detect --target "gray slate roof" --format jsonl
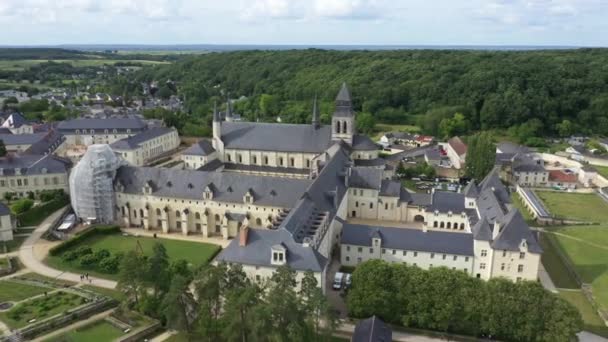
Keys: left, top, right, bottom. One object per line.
{"left": 426, "top": 191, "right": 465, "bottom": 213}
{"left": 410, "top": 193, "right": 432, "bottom": 206}
{"left": 379, "top": 179, "right": 401, "bottom": 197}
{"left": 115, "top": 166, "right": 311, "bottom": 208}
{"left": 350, "top": 167, "right": 382, "bottom": 190}
{"left": 183, "top": 139, "right": 215, "bottom": 156}
{"left": 353, "top": 316, "right": 392, "bottom": 342}
{"left": 492, "top": 209, "right": 542, "bottom": 253}
{"left": 351, "top": 134, "right": 378, "bottom": 151}
{"left": 0, "top": 133, "right": 48, "bottom": 146}
{"left": 354, "top": 158, "right": 386, "bottom": 167}
{"left": 215, "top": 229, "right": 327, "bottom": 272}
{"left": 110, "top": 127, "right": 175, "bottom": 151}
{"left": 58, "top": 116, "right": 146, "bottom": 132}
{"left": 479, "top": 168, "right": 511, "bottom": 204}
{"left": 0, "top": 154, "right": 70, "bottom": 176}
{"left": 472, "top": 217, "right": 493, "bottom": 241}
{"left": 463, "top": 180, "right": 479, "bottom": 198}
{"left": 221, "top": 122, "right": 332, "bottom": 153}
{"left": 341, "top": 223, "right": 474, "bottom": 256}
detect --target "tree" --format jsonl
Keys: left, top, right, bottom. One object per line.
{"left": 221, "top": 265, "right": 260, "bottom": 342}
{"left": 163, "top": 275, "right": 196, "bottom": 334}
{"left": 556, "top": 119, "right": 574, "bottom": 137}
{"left": 439, "top": 113, "right": 469, "bottom": 139}
{"left": 10, "top": 198, "right": 33, "bottom": 214}
{"left": 117, "top": 250, "right": 146, "bottom": 305}
{"left": 147, "top": 243, "right": 171, "bottom": 295}
{"left": 194, "top": 264, "right": 225, "bottom": 341}
{"left": 259, "top": 94, "right": 280, "bottom": 117}
{"left": 0, "top": 140, "right": 6, "bottom": 157}
{"left": 465, "top": 132, "right": 495, "bottom": 180}
{"left": 356, "top": 112, "right": 376, "bottom": 134}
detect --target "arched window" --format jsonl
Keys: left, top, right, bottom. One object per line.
{"left": 306, "top": 159, "right": 311, "bottom": 168}
{"left": 215, "top": 214, "right": 220, "bottom": 221}
{"left": 279, "top": 157, "right": 283, "bottom": 166}
{"left": 335, "top": 122, "right": 340, "bottom": 134}
{"left": 447, "top": 222, "right": 451, "bottom": 229}
{"left": 433, "top": 221, "right": 438, "bottom": 228}
{"left": 237, "top": 154, "right": 242, "bottom": 163}
{"left": 342, "top": 121, "right": 348, "bottom": 133}
{"left": 195, "top": 212, "right": 201, "bottom": 219}
{"left": 440, "top": 222, "right": 445, "bottom": 228}
{"left": 263, "top": 156, "right": 268, "bottom": 165}
{"left": 460, "top": 223, "right": 465, "bottom": 230}
{"left": 290, "top": 158, "right": 295, "bottom": 167}
{"left": 156, "top": 208, "right": 161, "bottom": 216}
{"left": 256, "top": 218, "right": 262, "bottom": 226}
{"left": 139, "top": 209, "right": 144, "bottom": 218}
{"left": 253, "top": 156, "right": 257, "bottom": 164}
{"left": 226, "top": 154, "right": 231, "bottom": 162}
{"left": 176, "top": 210, "right": 181, "bottom": 218}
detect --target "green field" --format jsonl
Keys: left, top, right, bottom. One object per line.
{"left": 594, "top": 165, "right": 608, "bottom": 179}
{"left": 0, "top": 59, "right": 169, "bottom": 71}
{"left": 45, "top": 319, "right": 125, "bottom": 342}
{"left": 536, "top": 191, "right": 608, "bottom": 222}
{"left": 549, "top": 226, "right": 608, "bottom": 311}
{"left": 0, "top": 291, "right": 85, "bottom": 329}
{"left": 80, "top": 285, "right": 126, "bottom": 301}
{"left": 0, "top": 280, "right": 49, "bottom": 302}
{"left": 510, "top": 193, "right": 535, "bottom": 224}
{"left": 559, "top": 290, "right": 608, "bottom": 338}
{"left": 46, "top": 234, "right": 221, "bottom": 280}
{"left": 539, "top": 233, "right": 579, "bottom": 289}
{"left": 17, "top": 272, "right": 77, "bottom": 287}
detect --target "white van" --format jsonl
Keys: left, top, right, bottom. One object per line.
{"left": 333, "top": 272, "right": 344, "bottom": 290}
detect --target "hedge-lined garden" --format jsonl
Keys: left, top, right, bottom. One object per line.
{"left": 17, "top": 190, "right": 70, "bottom": 227}
{"left": 347, "top": 260, "right": 583, "bottom": 342}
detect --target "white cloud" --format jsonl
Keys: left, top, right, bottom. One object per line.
{"left": 241, "top": 0, "right": 302, "bottom": 21}
{"left": 312, "top": 0, "right": 381, "bottom": 19}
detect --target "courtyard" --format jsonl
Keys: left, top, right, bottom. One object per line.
{"left": 44, "top": 319, "right": 126, "bottom": 342}
{"left": 0, "top": 291, "right": 86, "bottom": 329}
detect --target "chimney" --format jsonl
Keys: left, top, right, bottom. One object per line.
{"left": 239, "top": 225, "right": 249, "bottom": 247}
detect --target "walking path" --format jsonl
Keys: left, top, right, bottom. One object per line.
{"left": 0, "top": 319, "right": 9, "bottom": 338}
{"left": 18, "top": 208, "right": 118, "bottom": 289}
{"left": 149, "top": 329, "right": 178, "bottom": 342}
{"left": 538, "top": 263, "right": 558, "bottom": 293}
{"left": 30, "top": 308, "right": 115, "bottom": 342}
{"left": 122, "top": 227, "right": 230, "bottom": 248}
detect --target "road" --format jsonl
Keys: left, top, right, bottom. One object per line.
{"left": 18, "top": 208, "right": 118, "bottom": 289}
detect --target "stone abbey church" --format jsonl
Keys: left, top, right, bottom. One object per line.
{"left": 79, "top": 83, "right": 542, "bottom": 291}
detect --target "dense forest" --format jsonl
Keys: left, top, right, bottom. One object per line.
{"left": 0, "top": 48, "right": 179, "bottom": 62}
{"left": 110, "top": 48, "right": 608, "bottom": 141}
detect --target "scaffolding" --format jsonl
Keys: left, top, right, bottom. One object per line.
{"left": 69, "top": 144, "right": 123, "bottom": 224}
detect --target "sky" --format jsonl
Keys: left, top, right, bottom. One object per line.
{"left": 0, "top": 0, "right": 607, "bottom": 46}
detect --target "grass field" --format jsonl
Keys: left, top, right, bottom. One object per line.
{"left": 510, "top": 193, "right": 535, "bottom": 224}
{"left": 0, "top": 59, "right": 169, "bottom": 71}
{"left": 81, "top": 285, "right": 126, "bottom": 301}
{"left": 550, "top": 226, "right": 608, "bottom": 310}
{"left": 0, "top": 280, "right": 49, "bottom": 302}
{"left": 46, "top": 233, "right": 221, "bottom": 280}
{"left": 1, "top": 235, "right": 28, "bottom": 254}
{"left": 0, "top": 291, "right": 85, "bottom": 329}
{"left": 558, "top": 290, "right": 608, "bottom": 338}
{"left": 538, "top": 232, "right": 579, "bottom": 289}
{"left": 45, "top": 319, "right": 125, "bottom": 342}
{"left": 17, "top": 272, "right": 77, "bottom": 287}
{"left": 535, "top": 191, "right": 608, "bottom": 222}
{"left": 594, "top": 165, "right": 608, "bottom": 179}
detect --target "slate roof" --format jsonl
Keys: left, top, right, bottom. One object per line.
{"left": 110, "top": 127, "right": 175, "bottom": 150}
{"left": 379, "top": 179, "right": 401, "bottom": 197}
{"left": 197, "top": 159, "right": 224, "bottom": 171}
{"left": 478, "top": 168, "right": 511, "bottom": 204}
{"left": 426, "top": 191, "right": 465, "bottom": 213}
{"left": 115, "top": 166, "right": 311, "bottom": 208}
{"left": 58, "top": 116, "right": 146, "bottom": 132}
{"left": 25, "top": 130, "right": 64, "bottom": 155}
{"left": 352, "top": 316, "right": 392, "bottom": 342}
{"left": 476, "top": 188, "right": 507, "bottom": 223}
{"left": 351, "top": 134, "right": 378, "bottom": 151}
{"left": 341, "top": 223, "right": 475, "bottom": 256}
{"left": 0, "top": 202, "right": 11, "bottom": 216}
{"left": 1, "top": 112, "right": 29, "bottom": 128}
{"left": 354, "top": 158, "right": 386, "bottom": 167}
{"left": 472, "top": 217, "right": 492, "bottom": 241}
{"left": 0, "top": 154, "right": 70, "bottom": 175}
{"left": 0, "top": 133, "right": 48, "bottom": 146}
{"left": 215, "top": 229, "right": 327, "bottom": 272}
{"left": 463, "top": 180, "right": 479, "bottom": 198}
{"left": 350, "top": 167, "right": 382, "bottom": 190}
{"left": 410, "top": 193, "right": 432, "bottom": 206}
{"left": 221, "top": 121, "right": 333, "bottom": 153}
{"left": 492, "top": 209, "right": 542, "bottom": 253}
{"left": 334, "top": 83, "right": 354, "bottom": 118}
{"left": 183, "top": 139, "right": 215, "bottom": 156}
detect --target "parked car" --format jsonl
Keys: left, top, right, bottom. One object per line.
{"left": 333, "top": 272, "right": 344, "bottom": 290}
{"left": 344, "top": 273, "right": 352, "bottom": 289}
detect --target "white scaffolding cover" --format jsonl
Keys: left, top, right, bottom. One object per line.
{"left": 69, "top": 144, "right": 123, "bottom": 223}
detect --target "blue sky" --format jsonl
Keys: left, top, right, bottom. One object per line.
{"left": 0, "top": 0, "right": 606, "bottom": 46}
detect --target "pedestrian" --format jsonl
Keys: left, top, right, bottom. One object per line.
{"left": 89, "top": 278, "right": 92, "bottom": 284}
{"left": 85, "top": 273, "right": 89, "bottom": 279}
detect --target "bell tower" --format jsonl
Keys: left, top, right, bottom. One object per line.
{"left": 331, "top": 82, "right": 355, "bottom": 144}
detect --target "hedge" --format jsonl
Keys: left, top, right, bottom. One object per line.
{"left": 18, "top": 196, "right": 70, "bottom": 227}
{"left": 49, "top": 225, "right": 121, "bottom": 257}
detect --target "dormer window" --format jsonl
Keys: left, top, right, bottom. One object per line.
{"left": 204, "top": 185, "right": 214, "bottom": 200}
{"left": 166, "top": 181, "right": 173, "bottom": 187}
{"left": 271, "top": 244, "right": 287, "bottom": 266}
{"left": 244, "top": 189, "right": 254, "bottom": 204}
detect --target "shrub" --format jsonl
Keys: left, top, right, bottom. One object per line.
{"left": 75, "top": 246, "right": 93, "bottom": 257}
{"left": 61, "top": 250, "right": 79, "bottom": 262}
{"left": 11, "top": 198, "right": 34, "bottom": 214}
{"left": 39, "top": 189, "right": 66, "bottom": 202}
{"left": 79, "top": 254, "right": 98, "bottom": 267}
{"left": 94, "top": 249, "right": 111, "bottom": 260}
{"left": 99, "top": 255, "right": 121, "bottom": 274}
{"left": 17, "top": 195, "right": 70, "bottom": 227}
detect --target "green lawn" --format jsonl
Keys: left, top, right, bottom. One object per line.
{"left": 0, "top": 280, "right": 49, "bottom": 302}
{"left": 594, "top": 165, "right": 608, "bottom": 179}
{"left": 538, "top": 233, "right": 579, "bottom": 289}
{"left": 45, "top": 319, "right": 125, "bottom": 342}
{"left": 0, "top": 257, "right": 8, "bottom": 268}
{"left": 535, "top": 191, "right": 608, "bottom": 222}
{"left": 46, "top": 233, "right": 221, "bottom": 280}
{"left": 80, "top": 285, "right": 126, "bottom": 301}
{"left": 0, "top": 59, "right": 169, "bottom": 71}
{"left": 1, "top": 235, "right": 28, "bottom": 254}
{"left": 17, "top": 272, "right": 77, "bottom": 287}
{"left": 0, "top": 291, "right": 86, "bottom": 329}
{"left": 559, "top": 290, "right": 608, "bottom": 338}
{"left": 550, "top": 226, "right": 608, "bottom": 311}
{"left": 510, "top": 193, "right": 535, "bottom": 224}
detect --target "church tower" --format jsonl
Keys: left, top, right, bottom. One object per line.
{"left": 331, "top": 82, "right": 355, "bottom": 144}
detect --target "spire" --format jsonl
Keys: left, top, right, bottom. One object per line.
{"left": 213, "top": 101, "right": 220, "bottom": 122}
{"left": 312, "top": 95, "right": 320, "bottom": 129}
{"left": 335, "top": 82, "right": 352, "bottom": 106}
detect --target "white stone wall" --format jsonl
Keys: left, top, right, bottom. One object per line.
{"left": 514, "top": 171, "right": 548, "bottom": 187}
{"left": 238, "top": 264, "right": 326, "bottom": 294}
{"left": 63, "top": 132, "right": 134, "bottom": 147}
{"left": 114, "top": 130, "right": 180, "bottom": 166}
{"left": 341, "top": 243, "right": 474, "bottom": 273}
{"left": 182, "top": 152, "right": 217, "bottom": 170}
{"left": 489, "top": 247, "right": 540, "bottom": 282}
{"left": 223, "top": 149, "right": 317, "bottom": 170}
{"left": 0, "top": 214, "right": 13, "bottom": 242}
{"left": 0, "top": 173, "right": 69, "bottom": 198}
